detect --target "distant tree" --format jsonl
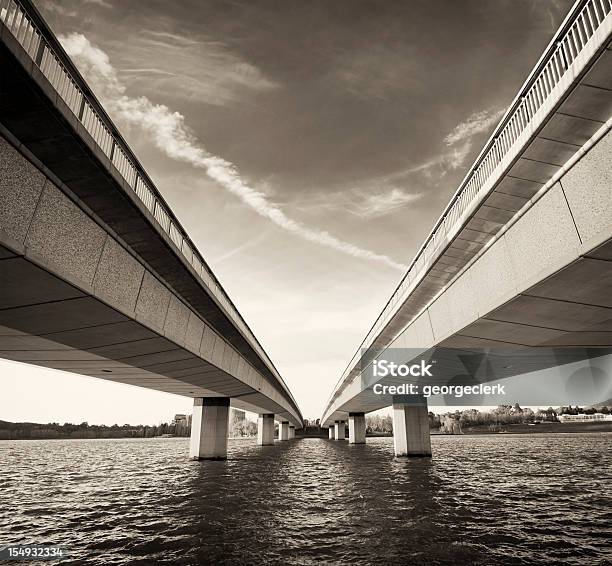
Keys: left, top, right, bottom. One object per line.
{"left": 245, "top": 420, "right": 257, "bottom": 437}
{"left": 229, "top": 413, "right": 257, "bottom": 438}
{"left": 440, "top": 415, "right": 462, "bottom": 434}
{"left": 428, "top": 412, "right": 441, "bottom": 430}
{"left": 365, "top": 414, "right": 393, "bottom": 434}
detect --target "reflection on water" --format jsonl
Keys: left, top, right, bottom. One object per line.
{"left": 1, "top": 434, "right": 611, "bottom": 565}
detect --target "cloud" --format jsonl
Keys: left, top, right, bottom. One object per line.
{"left": 443, "top": 108, "right": 504, "bottom": 146}
{"left": 291, "top": 105, "right": 502, "bottom": 220}
{"left": 288, "top": 175, "right": 423, "bottom": 220}
{"left": 82, "top": 0, "right": 112, "bottom": 8}
{"left": 330, "top": 187, "right": 422, "bottom": 219}
{"left": 37, "top": 0, "right": 77, "bottom": 18}
{"left": 354, "top": 188, "right": 422, "bottom": 218}
{"left": 118, "top": 30, "right": 278, "bottom": 106}
{"left": 59, "top": 33, "right": 407, "bottom": 271}
{"left": 402, "top": 107, "right": 504, "bottom": 177}
{"left": 212, "top": 233, "right": 268, "bottom": 265}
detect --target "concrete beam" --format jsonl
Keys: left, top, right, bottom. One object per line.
{"left": 322, "top": 123, "right": 612, "bottom": 425}
{"left": 0, "top": 132, "right": 302, "bottom": 428}
{"left": 0, "top": 31, "right": 303, "bottom": 427}
{"left": 321, "top": 29, "right": 612, "bottom": 428}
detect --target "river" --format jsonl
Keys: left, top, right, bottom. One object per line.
{"left": 1, "top": 433, "right": 611, "bottom": 565}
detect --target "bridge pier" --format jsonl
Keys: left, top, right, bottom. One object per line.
{"left": 328, "top": 426, "right": 335, "bottom": 439}
{"left": 334, "top": 420, "right": 346, "bottom": 440}
{"left": 392, "top": 396, "right": 431, "bottom": 457}
{"left": 348, "top": 412, "right": 366, "bottom": 444}
{"left": 279, "top": 421, "right": 290, "bottom": 441}
{"left": 189, "top": 397, "right": 230, "bottom": 460}
{"left": 289, "top": 425, "right": 295, "bottom": 439}
{"left": 257, "top": 413, "right": 275, "bottom": 446}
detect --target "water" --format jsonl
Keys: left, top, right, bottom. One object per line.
{"left": 1, "top": 434, "right": 611, "bottom": 565}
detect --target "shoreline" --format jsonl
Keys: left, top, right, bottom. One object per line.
{"left": 3, "top": 422, "right": 612, "bottom": 441}
{"left": 3, "top": 429, "right": 612, "bottom": 441}
{"left": 433, "top": 422, "right": 612, "bottom": 435}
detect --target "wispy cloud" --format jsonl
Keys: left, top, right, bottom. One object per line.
{"left": 293, "top": 106, "right": 502, "bottom": 220}
{"left": 291, "top": 182, "right": 423, "bottom": 219}
{"left": 288, "top": 177, "right": 422, "bottom": 219}
{"left": 38, "top": 0, "right": 111, "bottom": 17}
{"left": 117, "top": 30, "right": 278, "bottom": 106}
{"left": 60, "top": 33, "right": 407, "bottom": 271}
{"left": 38, "top": 0, "right": 77, "bottom": 18}
{"left": 443, "top": 108, "right": 504, "bottom": 146}
{"left": 403, "top": 107, "right": 504, "bottom": 178}
{"left": 212, "top": 232, "right": 268, "bottom": 265}
{"left": 82, "top": 0, "right": 112, "bottom": 8}
{"left": 349, "top": 188, "right": 422, "bottom": 218}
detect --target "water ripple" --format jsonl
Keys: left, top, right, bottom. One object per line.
{"left": 1, "top": 434, "right": 611, "bottom": 565}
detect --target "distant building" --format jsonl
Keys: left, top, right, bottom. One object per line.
{"left": 172, "top": 414, "right": 191, "bottom": 436}
{"left": 559, "top": 413, "right": 612, "bottom": 423}
{"left": 173, "top": 414, "right": 189, "bottom": 427}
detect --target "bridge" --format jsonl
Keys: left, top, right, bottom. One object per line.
{"left": 0, "top": 0, "right": 302, "bottom": 459}
{"left": 321, "top": 0, "right": 612, "bottom": 456}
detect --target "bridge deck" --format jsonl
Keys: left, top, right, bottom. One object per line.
{"left": 322, "top": 0, "right": 612, "bottom": 425}
{"left": 0, "top": 0, "right": 302, "bottom": 426}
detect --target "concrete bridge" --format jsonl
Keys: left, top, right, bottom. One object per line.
{"left": 321, "top": 0, "right": 612, "bottom": 456}
{"left": 0, "top": 0, "right": 302, "bottom": 459}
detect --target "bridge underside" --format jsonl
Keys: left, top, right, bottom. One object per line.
{"left": 0, "top": 111, "right": 300, "bottom": 426}
{"left": 324, "top": 223, "right": 612, "bottom": 422}
{"left": 336, "top": 348, "right": 612, "bottom": 418}
{"left": 0, "top": 239, "right": 297, "bottom": 421}
{"left": 322, "top": 22, "right": 612, "bottom": 426}
{"left": 350, "top": 43, "right": 612, "bottom": 379}
{"left": 325, "top": 236, "right": 612, "bottom": 421}
{"left": 323, "top": 125, "right": 612, "bottom": 424}
{"left": 0, "top": 17, "right": 302, "bottom": 427}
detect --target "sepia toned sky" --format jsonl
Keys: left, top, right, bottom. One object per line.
{"left": 0, "top": 0, "right": 573, "bottom": 424}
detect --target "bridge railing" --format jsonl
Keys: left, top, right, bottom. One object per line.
{"left": 324, "top": 0, "right": 612, "bottom": 413}
{"left": 0, "top": 0, "right": 298, "bottom": 407}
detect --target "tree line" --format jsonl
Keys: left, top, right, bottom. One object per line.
{"left": 365, "top": 404, "right": 611, "bottom": 435}
{"left": 0, "top": 411, "right": 261, "bottom": 440}
{"left": 0, "top": 420, "right": 183, "bottom": 440}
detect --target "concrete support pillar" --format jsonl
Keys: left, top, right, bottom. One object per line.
{"left": 279, "top": 421, "right": 289, "bottom": 441}
{"left": 328, "top": 426, "right": 335, "bottom": 439}
{"left": 289, "top": 425, "right": 295, "bottom": 439}
{"left": 334, "top": 420, "right": 346, "bottom": 440}
{"left": 257, "top": 413, "right": 275, "bottom": 446}
{"left": 348, "top": 412, "right": 366, "bottom": 444}
{"left": 392, "top": 395, "right": 432, "bottom": 457}
{"left": 189, "top": 397, "right": 230, "bottom": 460}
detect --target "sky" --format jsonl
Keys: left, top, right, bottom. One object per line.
{"left": 0, "top": 0, "right": 574, "bottom": 425}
